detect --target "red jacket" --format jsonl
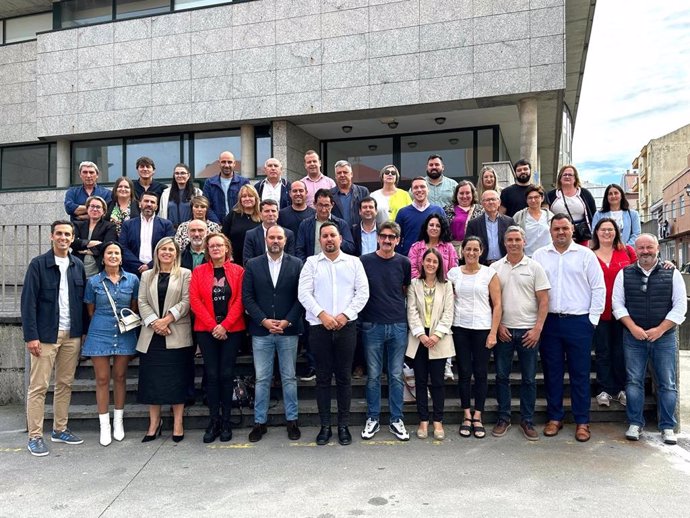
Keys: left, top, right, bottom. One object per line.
{"left": 190, "top": 260, "right": 246, "bottom": 333}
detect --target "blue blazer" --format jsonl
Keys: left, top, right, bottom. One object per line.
{"left": 330, "top": 184, "right": 370, "bottom": 226}
{"left": 242, "top": 253, "right": 304, "bottom": 336}
{"left": 242, "top": 225, "right": 295, "bottom": 266}
{"left": 295, "top": 215, "right": 355, "bottom": 262}
{"left": 119, "top": 216, "right": 175, "bottom": 274}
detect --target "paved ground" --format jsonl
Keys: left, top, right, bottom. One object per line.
{"left": 2, "top": 353, "right": 690, "bottom": 518}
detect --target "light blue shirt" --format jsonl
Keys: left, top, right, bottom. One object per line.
{"left": 360, "top": 225, "right": 377, "bottom": 255}
{"left": 485, "top": 215, "right": 500, "bottom": 261}
{"left": 220, "top": 177, "right": 231, "bottom": 214}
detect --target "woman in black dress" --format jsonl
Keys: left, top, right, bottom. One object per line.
{"left": 137, "top": 237, "right": 193, "bottom": 443}
{"left": 221, "top": 184, "right": 261, "bottom": 265}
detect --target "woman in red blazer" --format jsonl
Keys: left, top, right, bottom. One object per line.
{"left": 189, "top": 232, "right": 245, "bottom": 444}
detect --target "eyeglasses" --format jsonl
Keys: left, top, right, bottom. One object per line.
{"left": 208, "top": 243, "right": 226, "bottom": 249}
{"left": 383, "top": 170, "right": 397, "bottom": 176}
{"left": 174, "top": 172, "right": 189, "bottom": 176}
{"left": 379, "top": 234, "right": 398, "bottom": 241}
{"left": 561, "top": 174, "right": 574, "bottom": 178}
{"left": 640, "top": 276, "right": 648, "bottom": 293}
{"left": 87, "top": 205, "right": 103, "bottom": 210}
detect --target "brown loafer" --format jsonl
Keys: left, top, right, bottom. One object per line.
{"left": 575, "top": 424, "right": 591, "bottom": 442}
{"left": 543, "top": 420, "right": 563, "bottom": 437}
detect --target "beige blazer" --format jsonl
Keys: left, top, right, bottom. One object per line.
{"left": 136, "top": 268, "right": 193, "bottom": 353}
{"left": 406, "top": 278, "right": 455, "bottom": 360}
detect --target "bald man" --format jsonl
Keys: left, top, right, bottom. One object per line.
{"left": 202, "top": 150, "right": 249, "bottom": 224}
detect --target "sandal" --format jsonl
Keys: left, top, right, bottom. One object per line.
{"left": 472, "top": 419, "right": 486, "bottom": 439}
{"left": 459, "top": 418, "right": 472, "bottom": 437}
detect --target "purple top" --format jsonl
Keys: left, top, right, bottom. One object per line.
{"left": 450, "top": 206, "right": 470, "bottom": 241}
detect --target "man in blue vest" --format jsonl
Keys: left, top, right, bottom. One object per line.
{"left": 612, "top": 233, "right": 686, "bottom": 444}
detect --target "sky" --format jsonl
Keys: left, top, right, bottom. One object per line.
{"left": 572, "top": 2, "right": 690, "bottom": 186}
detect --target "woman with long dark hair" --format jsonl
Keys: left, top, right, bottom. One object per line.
{"left": 407, "top": 213, "right": 459, "bottom": 278}
{"left": 591, "top": 184, "right": 641, "bottom": 246}
{"left": 406, "top": 248, "right": 455, "bottom": 440}
{"left": 106, "top": 177, "right": 140, "bottom": 236}
{"left": 159, "top": 163, "right": 203, "bottom": 228}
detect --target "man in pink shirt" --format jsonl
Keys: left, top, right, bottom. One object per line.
{"left": 302, "top": 150, "right": 335, "bottom": 208}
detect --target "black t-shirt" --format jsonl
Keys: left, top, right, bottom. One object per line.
{"left": 212, "top": 267, "right": 231, "bottom": 323}
{"left": 501, "top": 184, "right": 531, "bottom": 217}
{"left": 359, "top": 253, "right": 411, "bottom": 323}
{"left": 278, "top": 206, "right": 316, "bottom": 236}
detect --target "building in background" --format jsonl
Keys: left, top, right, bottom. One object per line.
{"left": 0, "top": 0, "right": 596, "bottom": 228}
{"left": 659, "top": 155, "right": 690, "bottom": 264}
{"left": 632, "top": 123, "right": 690, "bottom": 223}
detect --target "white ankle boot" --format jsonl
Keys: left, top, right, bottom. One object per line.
{"left": 113, "top": 408, "right": 125, "bottom": 441}
{"left": 99, "top": 413, "right": 112, "bottom": 446}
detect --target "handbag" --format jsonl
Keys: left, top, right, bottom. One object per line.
{"left": 561, "top": 192, "right": 592, "bottom": 242}
{"left": 102, "top": 280, "right": 142, "bottom": 333}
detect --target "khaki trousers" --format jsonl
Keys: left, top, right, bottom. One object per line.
{"left": 26, "top": 331, "right": 81, "bottom": 438}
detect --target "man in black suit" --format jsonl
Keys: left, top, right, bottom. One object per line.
{"left": 243, "top": 199, "right": 295, "bottom": 265}
{"left": 242, "top": 225, "right": 304, "bottom": 442}
{"left": 352, "top": 196, "right": 379, "bottom": 257}
{"left": 465, "top": 190, "right": 516, "bottom": 265}
{"left": 119, "top": 192, "right": 175, "bottom": 275}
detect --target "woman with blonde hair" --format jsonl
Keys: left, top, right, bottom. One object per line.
{"left": 221, "top": 184, "right": 261, "bottom": 264}
{"left": 137, "top": 237, "right": 193, "bottom": 443}
{"left": 477, "top": 166, "right": 501, "bottom": 197}
{"left": 370, "top": 165, "right": 412, "bottom": 224}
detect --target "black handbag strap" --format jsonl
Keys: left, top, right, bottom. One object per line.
{"left": 560, "top": 190, "right": 590, "bottom": 225}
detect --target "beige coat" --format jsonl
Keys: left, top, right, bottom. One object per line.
{"left": 406, "top": 278, "right": 455, "bottom": 360}
{"left": 136, "top": 268, "right": 193, "bottom": 353}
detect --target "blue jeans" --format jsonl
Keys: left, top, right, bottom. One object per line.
{"left": 540, "top": 314, "right": 594, "bottom": 424}
{"left": 623, "top": 330, "right": 677, "bottom": 430}
{"left": 361, "top": 322, "right": 407, "bottom": 422}
{"left": 252, "top": 334, "right": 299, "bottom": 424}
{"left": 494, "top": 328, "right": 538, "bottom": 423}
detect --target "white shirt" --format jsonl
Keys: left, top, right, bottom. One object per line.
{"left": 612, "top": 261, "right": 687, "bottom": 325}
{"left": 139, "top": 216, "right": 155, "bottom": 264}
{"left": 54, "top": 255, "right": 71, "bottom": 331}
{"left": 298, "top": 251, "right": 370, "bottom": 326}
{"left": 261, "top": 180, "right": 282, "bottom": 204}
{"left": 524, "top": 211, "right": 551, "bottom": 257}
{"left": 532, "top": 241, "right": 606, "bottom": 325}
{"left": 447, "top": 265, "right": 496, "bottom": 329}
{"left": 492, "top": 255, "right": 551, "bottom": 328}
{"left": 267, "top": 253, "right": 283, "bottom": 288}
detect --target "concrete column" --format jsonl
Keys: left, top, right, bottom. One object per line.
{"left": 55, "top": 139, "right": 71, "bottom": 188}
{"left": 240, "top": 125, "right": 255, "bottom": 179}
{"left": 518, "top": 97, "right": 538, "bottom": 175}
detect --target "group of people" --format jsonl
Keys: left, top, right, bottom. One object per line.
{"left": 21, "top": 150, "right": 685, "bottom": 457}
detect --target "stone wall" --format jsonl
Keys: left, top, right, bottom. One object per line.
{"left": 0, "top": 325, "right": 25, "bottom": 405}
{"left": 0, "top": 40, "right": 37, "bottom": 145}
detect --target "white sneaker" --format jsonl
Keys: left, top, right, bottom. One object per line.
{"left": 595, "top": 391, "right": 612, "bottom": 407}
{"left": 625, "top": 424, "right": 641, "bottom": 441}
{"left": 617, "top": 390, "right": 627, "bottom": 406}
{"left": 389, "top": 419, "right": 410, "bottom": 441}
{"left": 361, "top": 418, "right": 380, "bottom": 440}
{"left": 661, "top": 429, "right": 677, "bottom": 445}
{"left": 444, "top": 362, "right": 455, "bottom": 381}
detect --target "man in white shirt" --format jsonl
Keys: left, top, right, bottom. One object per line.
{"left": 298, "top": 222, "right": 369, "bottom": 446}
{"left": 254, "top": 158, "right": 291, "bottom": 209}
{"left": 612, "top": 233, "right": 687, "bottom": 444}
{"left": 491, "top": 226, "right": 550, "bottom": 441}
{"left": 532, "top": 214, "right": 605, "bottom": 442}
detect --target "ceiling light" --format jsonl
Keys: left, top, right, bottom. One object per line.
{"left": 368, "top": 145, "right": 378, "bottom": 151}
{"left": 435, "top": 117, "right": 446, "bottom": 125}
{"left": 342, "top": 125, "right": 352, "bottom": 133}
{"left": 408, "top": 141, "right": 417, "bottom": 148}
{"left": 387, "top": 121, "right": 398, "bottom": 129}
{"left": 449, "top": 138, "right": 459, "bottom": 145}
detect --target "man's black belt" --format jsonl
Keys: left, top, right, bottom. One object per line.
{"left": 548, "top": 312, "right": 587, "bottom": 318}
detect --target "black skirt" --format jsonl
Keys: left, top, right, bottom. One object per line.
{"left": 137, "top": 333, "right": 194, "bottom": 405}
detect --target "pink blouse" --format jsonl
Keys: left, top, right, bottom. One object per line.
{"left": 408, "top": 241, "right": 459, "bottom": 278}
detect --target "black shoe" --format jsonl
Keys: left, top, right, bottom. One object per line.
{"left": 299, "top": 368, "right": 316, "bottom": 382}
{"left": 316, "top": 426, "right": 332, "bottom": 445}
{"left": 202, "top": 418, "right": 221, "bottom": 444}
{"left": 248, "top": 423, "right": 267, "bottom": 442}
{"left": 172, "top": 434, "right": 184, "bottom": 443}
{"left": 287, "top": 420, "right": 301, "bottom": 441}
{"left": 142, "top": 420, "right": 162, "bottom": 443}
{"left": 220, "top": 420, "right": 233, "bottom": 442}
{"left": 338, "top": 426, "right": 352, "bottom": 445}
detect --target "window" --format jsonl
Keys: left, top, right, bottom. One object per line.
{"left": 116, "top": 0, "right": 170, "bottom": 20}
{"left": 72, "top": 139, "right": 123, "bottom": 183}
{"left": 1, "top": 144, "right": 57, "bottom": 189}
{"left": 174, "top": 0, "right": 232, "bottom": 9}
{"left": 126, "top": 135, "right": 186, "bottom": 181}
{"left": 255, "top": 127, "right": 272, "bottom": 177}
{"left": 681, "top": 195, "right": 685, "bottom": 216}
{"left": 60, "top": 0, "right": 113, "bottom": 28}
{"left": 671, "top": 200, "right": 676, "bottom": 219}
{"left": 401, "top": 132, "right": 474, "bottom": 183}
{"left": 4, "top": 12, "right": 52, "bottom": 44}
{"left": 193, "top": 130, "right": 241, "bottom": 179}
{"left": 326, "top": 139, "right": 394, "bottom": 188}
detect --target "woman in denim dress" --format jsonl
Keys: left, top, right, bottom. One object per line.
{"left": 83, "top": 242, "right": 139, "bottom": 446}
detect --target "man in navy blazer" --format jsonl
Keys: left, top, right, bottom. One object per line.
{"left": 296, "top": 189, "right": 354, "bottom": 261}
{"left": 465, "top": 190, "right": 516, "bottom": 265}
{"left": 243, "top": 199, "right": 295, "bottom": 265}
{"left": 119, "top": 192, "right": 175, "bottom": 275}
{"left": 243, "top": 225, "right": 304, "bottom": 442}
{"left": 330, "top": 160, "right": 370, "bottom": 227}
